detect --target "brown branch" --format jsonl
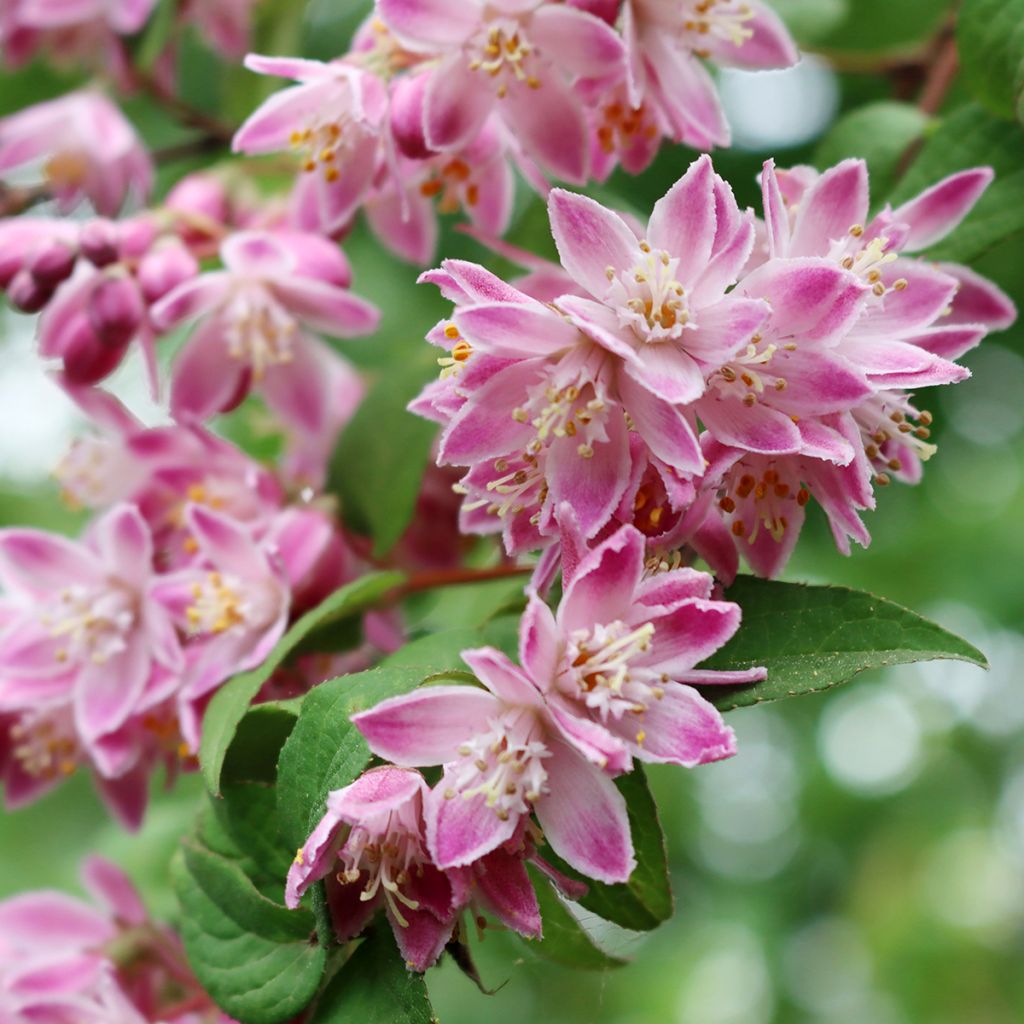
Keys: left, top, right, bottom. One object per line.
{"left": 152, "top": 133, "right": 229, "bottom": 164}
{"left": 130, "top": 66, "right": 236, "bottom": 144}
{"left": 0, "top": 182, "right": 50, "bottom": 218}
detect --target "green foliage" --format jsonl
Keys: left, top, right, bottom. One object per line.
{"left": 815, "top": 101, "right": 932, "bottom": 197}
{"left": 308, "top": 924, "right": 435, "bottom": 1023}
{"left": 524, "top": 867, "right": 627, "bottom": 970}
{"left": 329, "top": 358, "right": 439, "bottom": 558}
{"left": 958, "top": 0, "right": 1024, "bottom": 123}
{"left": 276, "top": 666, "right": 443, "bottom": 849}
{"left": 200, "top": 572, "right": 403, "bottom": 795}
{"left": 172, "top": 814, "right": 326, "bottom": 1024}
{"left": 814, "top": 0, "right": 951, "bottom": 54}
{"left": 888, "top": 103, "right": 1024, "bottom": 261}
{"left": 702, "top": 577, "right": 987, "bottom": 712}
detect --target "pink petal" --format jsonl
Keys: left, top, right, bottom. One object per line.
{"left": 796, "top": 419, "right": 856, "bottom": 463}
{"left": 150, "top": 272, "right": 231, "bottom": 330}
{"left": 74, "top": 639, "right": 150, "bottom": 743}
{"left": 903, "top": 324, "right": 985, "bottom": 361}
{"left": 761, "top": 158, "right": 791, "bottom": 259}
{"left": 938, "top": 261, "right": 1017, "bottom": 330}
{"left": 427, "top": 769, "right": 520, "bottom": 868}
{"left": 81, "top": 857, "right": 146, "bottom": 926}
{"left": 697, "top": 393, "right": 802, "bottom": 454}
{"left": 534, "top": 740, "right": 635, "bottom": 884}
{"left": 94, "top": 762, "right": 149, "bottom": 831}
{"left": 243, "top": 54, "right": 338, "bottom": 82}
{"left": 725, "top": 1, "right": 799, "bottom": 68}
{"left": 390, "top": 904, "right": 455, "bottom": 971}
{"left": 624, "top": 338, "right": 706, "bottom": 405}
{"left": 0, "top": 892, "right": 113, "bottom": 949}
{"left": 461, "top": 647, "right": 541, "bottom": 706}
{"left": 647, "top": 155, "right": 716, "bottom": 282}
{"left": 366, "top": 188, "right": 438, "bottom": 265}
{"left": 547, "top": 695, "right": 632, "bottom": 774}
{"left": 789, "top": 159, "right": 869, "bottom": 258}
{"left": 232, "top": 81, "right": 327, "bottom": 155}
{"left": 0, "top": 530, "right": 102, "bottom": 597}
{"left": 351, "top": 686, "right": 499, "bottom": 766}
{"left": 377, "top": 0, "right": 479, "bottom": 50}
{"left": 529, "top": 5, "right": 626, "bottom": 78}
{"left": 686, "top": 295, "right": 770, "bottom": 364}
{"left": 471, "top": 847, "right": 541, "bottom": 938}
{"left": 286, "top": 804, "right": 345, "bottom": 908}
{"left": 424, "top": 55, "right": 494, "bottom": 151}
{"left": 642, "top": 599, "right": 741, "bottom": 673}
{"left": 313, "top": 132, "right": 381, "bottom": 233}
{"left": 187, "top": 504, "right": 266, "bottom": 579}
{"left": 617, "top": 371, "right": 703, "bottom": 473}
{"left": 556, "top": 293, "right": 642, "bottom": 364}
{"left": 454, "top": 300, "right": 580, "bottom": 358}
{"left": 854, "top": 262, "right": 958, "bottom": 338}
{"left": 169, "top": 319, "right": 248, "bottom": 424}
{"left": 502, "top": 73, "right": 589, "bottom": 184}
{"left": 548, "top": 189, "right": 639, "bottom": 299}
{"left": 892, "top": 168, "right": 993, "bottom": 251}
{"left": 559, "top": 524, "right": 645, "bottom": 634}
{"left": 259, "top": 334, "right": 336, "bottom": 436}
{"left": 629, "top": 685, "right": 736, "bottom": 766}
{"left": 329, "top": 765, "right": 427, "bottom": 819}
{"left": 88, "top": 504, "right": 152, "bottom": 590}
{"left": 519, "top": 594, "right": 560, "bottom": 689}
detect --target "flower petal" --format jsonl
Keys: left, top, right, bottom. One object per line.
{"left": 789, "top": 159, "right": 869, "bottom": 258}
{"left": 892, "top": 168, "right": 993, "bottom": 251}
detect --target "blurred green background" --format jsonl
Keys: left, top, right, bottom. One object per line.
{"left": 1, "top": 1, "right": 1022, "bottom": 1021}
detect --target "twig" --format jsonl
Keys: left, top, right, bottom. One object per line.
{"left": 152, "top": 134, "right": 229, "bottom": 164}
{"left": 131, "top": 66, "right": 236, "bottom": 144}
{"left": 0, "top": 182, "right": 50, "bottom": 218}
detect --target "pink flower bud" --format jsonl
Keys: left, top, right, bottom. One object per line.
{"left": 389, "top": 72, "right": 433, "bottom": 160}
{"left": 165, "top": 172, "right": 230, "bottom": 228}
{"left": 7, "top": 270, "right": 53, "bottom": 313}
{"left": 79, "top": 219, "right": 121, "bottom": 267}
{"left": 117, "top": 217, "right": 160, "bottom": 260}
{"left": 87, "top": 272, "right": 144, "bottom": 348}
{"left": 62, "top": 319, "right": 128, "bottom": 385}
{"left": 137, "top": 239, "right": 199, "bottom": 303}
{"left": 27, "top": 240, "right": 77, "bottom": 287}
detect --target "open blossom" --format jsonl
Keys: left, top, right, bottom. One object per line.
{"left": 623, "top": 0, "right": 798, "bottom": 149}
{"left": 521, "top": 521, "right": 762, "bottom": 769}
{"left": 0, "top": 91, "right": 152, "bottom": 215}
{"left": 0, "top": 856, "right": 235, "bottom": 1022}
{"left": 287, "top": 767, "right": 459, "bottom": 970}
{"left": 151, "top": 230, "right": 374, "bottom": 439}
{"left": 234, "top": 57, "right": 388, "bottom": 233}
{"left": 352, "top": 650, "right": 635, "bottom": 883}
{"left": 376, "top": 0, "right": 626, "bottom": 184}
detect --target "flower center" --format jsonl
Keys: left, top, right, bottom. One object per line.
{"left": 563, "top": 621, "right": 660, "bottom": 722}
{"left": 854, "top": 397, "right": 935, "bottom": 485}
{"left": 720, "top": 464, "right": 807, "bottom": 543}
{"left": 513, "top": 378, "right": 609, "bottom": 459}
{"left": 606, "top": 241, "right": 691, "bottom": 342}
{"left": 713, "top": 334, "right": 788, "bottom": 407}
{"left": 185, "top": 571, "right": 256, "bottom": 636}
{"left": 43, "top": 150, "right": 91, "bottom": 190}
{"left": 223, "top": 288, "right": 298, "bottom": 380}
{"left": 446, "top": 710, "right": 549, "bottom": 822}
{"left": 54, "top": 437, "right": 128, "bottom": 510}
{"left": 419, "top": 157, "right": 481, "bottom": 215}
{"left": 596, "top": 96, "right": 659, "bottom": 156}
{"left": 290, "top": 105, "right": 361, "bottom": 183}
{"left": 336, "top": 810, "right": 426, "bottom": 928}
{"left": 41, "top": 584, "right": 135, "bottom": 666}
{"left": 680, "top": 0, "right": 756, "bottom": 47}
{"left": 468, "top": 23, "right": 542, "bottom": 96}
{"left": 10, "top": 709, "right": 79, "bottom": 780}
{"left": 832, "top": 227, "right": 907, "bottom": 298}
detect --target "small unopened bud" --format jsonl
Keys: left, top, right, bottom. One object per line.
{"left": 7, "top": 270, "right": 53, "bottom": 313}
{"left": 27, "top": 241, "right": 77, "bottom": 288}
{"left": 79, "top": 219, "right": 121, "bottom": 267}
{"left": 62, "top": 319, "right": 128, "bottom": 385}
{"left": 137, "top": 239, "right": 199, "bottom": 303}
{"left": 165, "top": 173, "right": 229, "bottom": 230}
{"left": 87, "top": 272, "right": 144, "bottom": 347}
{"left": 117, "top": 217, "right": 159, "bottom": 260}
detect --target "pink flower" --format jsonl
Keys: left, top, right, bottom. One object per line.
{"left": 0, "top": 91, "right": 152, "bottom": 215}
{"left": 286, "top": 766, "right": 459, "bottom": 971}
{"left": 520, "top": 522, "right": 761, "bottom": 769}
{"left": 376, "top": 0, "right": 627, "bottom": 183}
{"left": 233, "top": 57, "right": 388, "bottom": 233}
{"left": 0, "top": 505, "right": 182, "bottom": 762}
{"left": 352, "top": 654, "right": 636, "bottom": 883}
{"left": 623, "top": 0, "right": 798, "bottom": 149}
{"left": 150, "top": 505, "right": 291, "bottom": 715}
{"left": 180, "top": 0, "right": 259, "bottom": 58}
{"left": 151, "top": 230, "right": 376, "bottom": 439}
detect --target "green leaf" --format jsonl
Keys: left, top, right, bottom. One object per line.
{"left": 308, "top": 923, "right": 434, "bottom": 1023}
{"left": 276, "top": 666, "right": 438, "bottom": 850}
{"left": 200, "top": 571, "right": 403, "bottom": 795}
{"left": 329, "top": 360, "right": 438, "bottom": 559}
{"left": 771, "top": 0, "right": 848, "bottom": 46}
{"left": 700, "top": 578, "right": 987, "bottom": 712}
{"left": 815, "top": 102, "right": 932, "bottom": 198}
{"left": 815, "top": 0, "right": 949, "bottom": 54}
{"left": 134, "top": 0, "right": 178, "bottom": 70}
{"left": 887, "top": 103, "right": 1024, "bottom": 261}
{"left": 220, "top": 702, "right": 299, "bottom": 787}
{"left": 213, "top": 782, "right": 295, "bottom": 887}
{"left": 958, "top": 0, "right": 1024, "bottom": 123}
{"left": 535, "top": 768, "right": 672, "bottom": 933}
{"left": 172, "top": 839, "right": 326, "bottom": 1024}
{"left": 380, "top": 614, "right": 520, "bottom": 674}
{"left": 522, "top": 867, "right": 626, "bottom": 970}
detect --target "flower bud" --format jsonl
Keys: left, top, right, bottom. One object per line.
{"left": 117, "top": 217, "right": 159, "bottom": 260}
{"left": 7, "top": 270, "right": 53, "bottom": 313}
{"left": 79, "top": 219, "right": 121, "bottom": 267}
{"left": 389, "top": 72, "right": 433, "bottom": 160}
{"left": 27, "top": 240, "right": 77, "bottom": 288}
{"left": 165, "top": 173, "right": 230, "bottom": 230}
{"left": 62, "top": 318, "right": 128, "bottom": 385}
{"left": 137, "top": 239, "right": 200, "bottom": 303}
{"left": 87, "top": 272, "right": 144, "bottom": 348}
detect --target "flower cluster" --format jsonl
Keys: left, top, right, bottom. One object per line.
{"left": 288, "top": 520, "right": 765, "bottom": 967}
{"left": 414, "top": 154, "right": 1016, "bottom": 580}
{"left": 0, "top": 391, "right": 391, "bottom": 825}
{"left": 231, "top": 0, "right": 797, "bottom": 262}
{"left": 0, "top": 856, "right": 234, "bottom": 1023}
